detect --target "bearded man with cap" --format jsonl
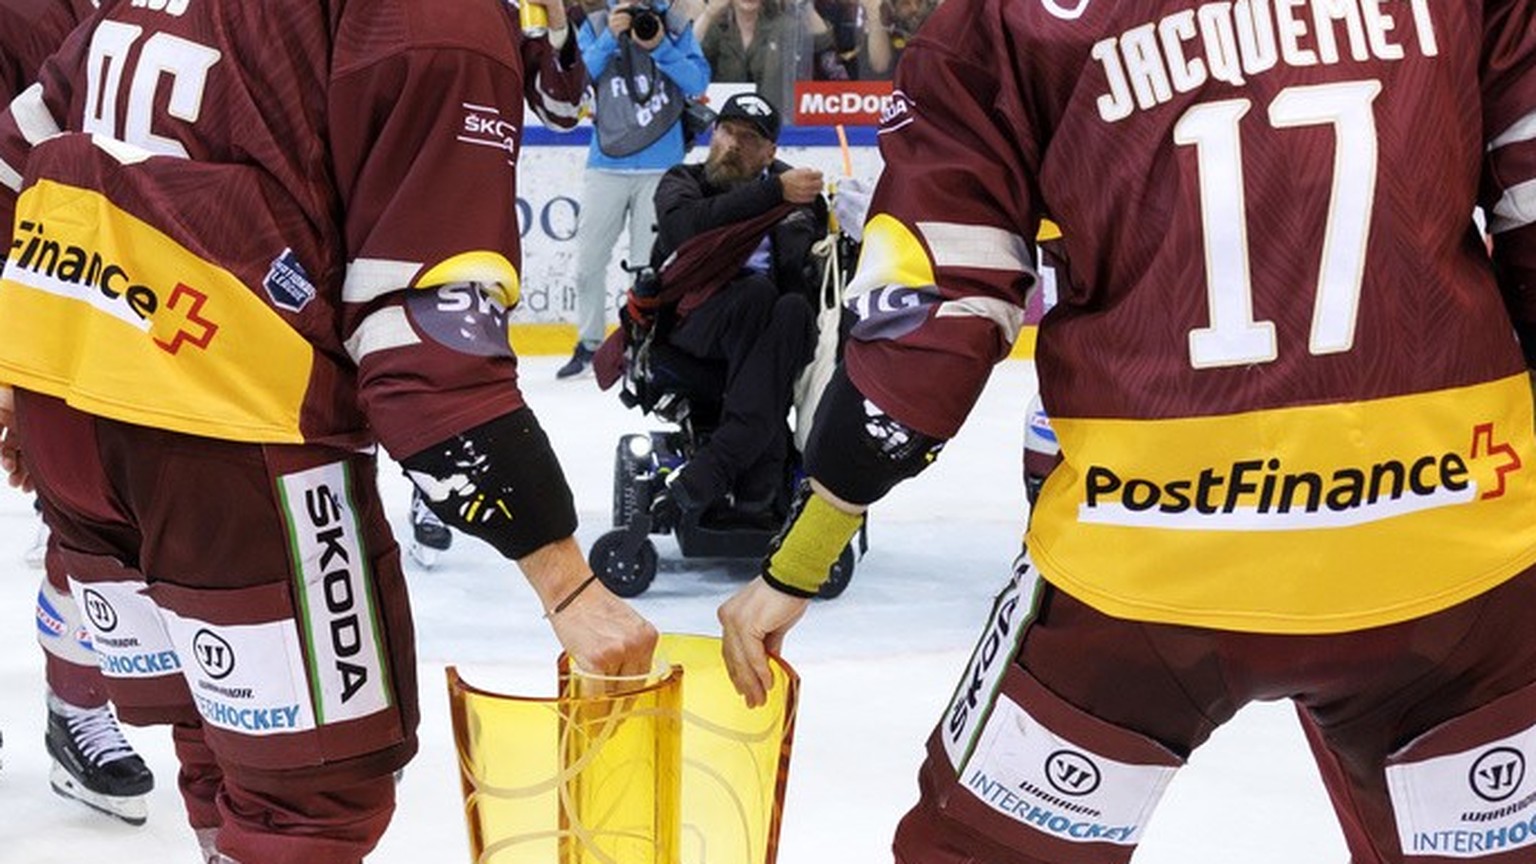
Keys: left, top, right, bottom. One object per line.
{"left": 647, "top": 93, "right": 829, "bottom": 526}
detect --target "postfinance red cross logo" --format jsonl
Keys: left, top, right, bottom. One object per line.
{"left": 1471, "top": 423, "right": 1522, "bottom": 501}
{"left": 150, "top": 283, "right": 219, "bottom": 354}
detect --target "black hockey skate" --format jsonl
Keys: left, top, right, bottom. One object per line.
{"left": 408, "top": 486, "right": 453, "bottom": 568}
{"left": 45, "top": 691, "right": 154, "bottom": 825}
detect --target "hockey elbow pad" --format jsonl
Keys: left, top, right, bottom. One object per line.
{"left": 399, "top": 408, "right": 577, "bottom": 561}
{"left": 804, "top": 365, "right": 947, "bottom": 506}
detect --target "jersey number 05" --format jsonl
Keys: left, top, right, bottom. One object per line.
{"left": 83, "top": 21, "right": 221, "bottom": 159}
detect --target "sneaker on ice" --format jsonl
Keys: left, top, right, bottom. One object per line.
{"left": 45, "top": 690, "right": 154, "bottom": 825}
{"left": 408, "top": 487, "right": 453, "bottom": 568}
{"left": 555, "top": 343, "right": 596, "bottom": 380}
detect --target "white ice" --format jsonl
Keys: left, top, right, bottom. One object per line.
{"left": 0, "top": 357, "right": 1347, "bottom": 863}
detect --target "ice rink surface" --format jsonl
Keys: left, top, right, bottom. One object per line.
{"left": 0, "top": 357, "right": 1347, "bottom": 863}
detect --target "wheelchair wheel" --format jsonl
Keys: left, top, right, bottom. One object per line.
{"left": 816, "top": 544, "right": 857, "bottom": 600}
{"left": 589, "top": 529, "right": 658, "bottom": 598}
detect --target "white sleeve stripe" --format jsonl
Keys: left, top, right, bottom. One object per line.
{"left": 1490, "top": 178, "right": 1536, "bottom": 234}
{"left": 344, "top": 306, "right": 421, "bottom": 363}
{"left": 11, "top": 84, "right": 61, "bottom": 146}
{"left": 343, "top": 258, "right": 422, "bottom": 303}
{"left": 0, "top": 154, "right": 20, "bottom": 192}
{"left": 1490, "top": 110, "right": 1536, "bottom": 151}
{"left": 935, "top": 296, "right": 1027, "bottom": 344}
{"left": 917, "top": 221, "right": 1035, "bottom": 273}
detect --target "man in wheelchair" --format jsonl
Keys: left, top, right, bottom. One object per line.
{"left": 625, "top": 93, "right": 830, "bottom": 529}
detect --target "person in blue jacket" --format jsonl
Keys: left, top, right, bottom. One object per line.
{"left": 558, "top": 0, "right": 711, "bottom": 378}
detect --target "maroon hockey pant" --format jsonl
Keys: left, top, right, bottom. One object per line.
{"left": 16, "top": 391, "right": 418, "bottom": 864}
{"left": 896, "top": 564, "right": 1536, "bottom": 864}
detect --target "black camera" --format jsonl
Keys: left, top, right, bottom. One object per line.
{"left": 629, "top": 3, "right": 662, "bottom": 41}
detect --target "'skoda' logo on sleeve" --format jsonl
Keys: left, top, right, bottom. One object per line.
{"left": 458, "top": 102, "right": 520, "bottom": 166}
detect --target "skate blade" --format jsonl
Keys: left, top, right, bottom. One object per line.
{"left": 49, "top": 762, "right": 149, "bottom": 826}
{"left": 407, "top": 540, "right": 440, "bottom": 569}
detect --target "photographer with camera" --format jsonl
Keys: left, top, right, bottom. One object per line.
{"left": 559, "top": 0, "right": 711, "bottom": 380}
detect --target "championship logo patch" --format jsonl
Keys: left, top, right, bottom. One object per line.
{"left": 264, "top": 248, "right": 316, "bottom": 312}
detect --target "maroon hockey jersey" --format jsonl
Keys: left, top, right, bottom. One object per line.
{"left": 842, "top": 0, "right": 1536, "bottom": 632}
{"left": 0, "top": 0, "right": 96, "bottom": 103}
{"left": 0, "top": 0, "right": 584, "bottom": 457}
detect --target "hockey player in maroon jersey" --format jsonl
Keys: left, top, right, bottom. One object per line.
{"left": 718, "top": 1, "right": 1536, "bottom": 861}
{"left": 0, "top": 0, "right": 656, "bottom": 861}
{"left": 0, "top": 0, "right": 157, "bottom": 826}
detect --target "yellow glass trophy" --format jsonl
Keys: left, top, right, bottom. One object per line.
{"left": 448, "top": 633, "right": 799, "bottom": 864}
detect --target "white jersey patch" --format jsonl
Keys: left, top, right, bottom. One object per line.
{"left": 160, "top": 611, "right": 317, "bottom": 737}
{"left": 1388, "top": 728, "right": 1536, "bottom": 858}
{"left": 279, "top": 462, "right": 393, "bottom": 725}
{"left": 68, "top": 578, "right": 182, "bottom": 680}
{"left": 960, "top": 695, "right": 1176, "bottom": 846}
{"left": 942, "top": 553, "right": 1038, "bottom": 769}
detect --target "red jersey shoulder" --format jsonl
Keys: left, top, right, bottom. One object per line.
{"left": 0, "top": 0, "right": 93, "bottom": 60}
{"left": 334, "top": 0, "right": 519, "bottom": 75}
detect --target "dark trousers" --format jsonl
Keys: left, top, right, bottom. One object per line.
{"left": 668, "top": 274, "right": 814, "bottom": 505}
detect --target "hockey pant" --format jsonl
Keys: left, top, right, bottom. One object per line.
{"left": 894, "top": 549, "right": 1536, "bottom": 864}
{"left": 17, "top": 391, "right": 417, "bottom": 864}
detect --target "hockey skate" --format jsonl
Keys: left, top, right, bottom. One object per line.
{"left": 45, "top": 690, "right": 154, "bottom": 825}
{"left": 408, "top": 487, "right": 453, "bottom": 568}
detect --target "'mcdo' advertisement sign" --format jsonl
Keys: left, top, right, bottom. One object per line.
{"left": 793, "top": 81, "right": 894, "bottom": 127}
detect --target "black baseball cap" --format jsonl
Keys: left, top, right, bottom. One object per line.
{"left": 715, "top": 93, "right": 781, "bottom": 142}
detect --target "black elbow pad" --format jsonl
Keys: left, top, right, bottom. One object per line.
{"left": 805, "top": 366, "right": 946, "bottom": 506}
{"left": 399, "top": 408, "right": 577, "bottom": 560}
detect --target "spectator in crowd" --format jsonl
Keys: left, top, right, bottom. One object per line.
{"left": 694, "top": 0, "right": 834, "bottom": 116}
{"left": 648, "top": 94, "right": 828, "bottom": 525}
{"left": 861, "top": 0, "right": 939, "bottom": 76}
{"left": 557, "top": 0, "right": 711, "bottom": 381}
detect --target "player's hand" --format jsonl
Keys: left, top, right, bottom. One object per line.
{"left": 523, "top": 537, "right": 658, "bottom": 677}
{"left": 550, "top": 578, "right": 659, "bottom": 678}
{"left": 779, "top": 168, "right": 825, "bottom": 205}
{"left": 0, "top": 386, "right": 30, "bottom": 492}
{"left": 717, "top": 577, "right": 810, "bottom": 708}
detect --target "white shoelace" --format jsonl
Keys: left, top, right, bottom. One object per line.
{"left": 59, "top": 703, "right": 137, "bottom": 767}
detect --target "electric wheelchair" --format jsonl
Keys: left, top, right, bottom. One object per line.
{"left": 588, "top": 236, "right": 863, "bottom": 600}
